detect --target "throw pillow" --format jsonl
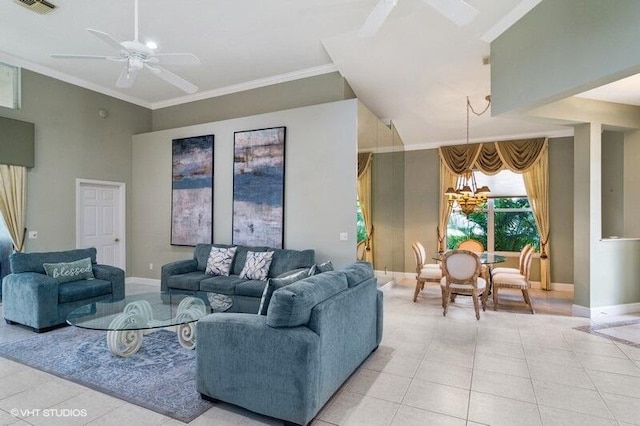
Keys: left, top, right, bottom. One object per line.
{"left": 309, "top": 260, "right": 334, "bottom": 276}
{"left": 258, "top": 269, "right": 310, "bottom": 315}
{"left": 43, "top": 257, "right": 95, "bottom": 284}
{"left": 205, "top": 246, "right": 237, "bottom": 276}
{"left": 239, "top": 250, "right": 275, "bottom": 281}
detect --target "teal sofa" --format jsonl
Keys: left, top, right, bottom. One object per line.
{"left": 2, "top": 248, "right": 125, "bottom": 332}
{"left": 161, "top": 244, "right": 314, "bottom": 313}
{"left": 196, "top": 262, "right": 383, "bottom": 426}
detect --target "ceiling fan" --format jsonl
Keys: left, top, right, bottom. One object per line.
{"left": 51, "top": 0, "right": 200, "bottom": 94}
{"left": 358, "top": 0, "right": 479, "bottom": 38}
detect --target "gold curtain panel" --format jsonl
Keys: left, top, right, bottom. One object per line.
{"left": 439, "top": 138, "right": 548, "bottom": 174}
{"left": 357, "top": 152, "right": 372, "bottom": 179}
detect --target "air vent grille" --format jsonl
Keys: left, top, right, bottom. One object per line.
{"left": 13, "top": 0, "right": 57, "bottom": 14}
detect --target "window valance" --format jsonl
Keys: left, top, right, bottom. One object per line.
{"left": 439, "top": 138, "right": 547, "bottom": 175}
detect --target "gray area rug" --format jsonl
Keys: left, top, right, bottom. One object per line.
{"left": 0, "top": 327, "right": 212, "bottom": 422}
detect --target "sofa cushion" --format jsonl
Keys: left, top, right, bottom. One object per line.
{"left": 258, "top": 269, "right": 310, "bottom": 315}
{"left": 58, "top": 279, "right": 112, "bottom": 304}
{"left": 268, "top": 248, "right": 315, "bottom": 278}
{"left": 205, "top": 246, "right": 237, "bottom": 276}
{"left": 342, "top": 261, "right": 374, "bottom": 288}
{"left": 10, "top": 248, "right": 97, "bottom": 274}
{"left": 200, "top": 275, "right": 246, "bottom": 294}
{"left": 235, "top": 280, "right": 269, "bottom": 298}
{"left": 43, "top": 257, "right": 95, "bottom": 284}
{"left": 168, "top": 271, "right": 209, "bottom": 291}
{"left": 240, "top": 251, "right": 274, "bottom": 281}
{"left": 266, "top": 271, "right": 348, "bottom": 328}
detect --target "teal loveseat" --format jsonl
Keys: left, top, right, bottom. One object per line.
{"left": 196, "top": 262, "right": 383, "bottom": 426}
{"left": 2, "top": 248, "right": 125, "bottom": 332}
{"left": 161, "top": 244, "right": 314, "bottom": 313}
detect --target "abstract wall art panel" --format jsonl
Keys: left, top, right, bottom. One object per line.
{"left": 171, "top": 135, "right": 214, "bottom": 246}
{"left": 232, "top": 127, "right": 286, "bottom": 248}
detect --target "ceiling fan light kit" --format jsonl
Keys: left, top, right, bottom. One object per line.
{"left": 50, "top": 0, "right": 200, "bottom": 94}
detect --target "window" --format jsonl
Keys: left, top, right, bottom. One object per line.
{"left": 0, "top": 62, "right": 20, "bottom": 109}
{"left": 446, "top": 171, "right": 540, "bottom": 253}
{"left": 356, "top": 200, "right": 367, "bottom": 243}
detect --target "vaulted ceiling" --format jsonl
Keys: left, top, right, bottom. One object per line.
{"left": 0, "top": 0, "right": 615, "bottom": 148}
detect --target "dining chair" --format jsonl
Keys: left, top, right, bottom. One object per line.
{"left": 492, "top": 244, "right": 532, "bottom": 275}
{"left": 457, "top": 239, "right": 484, "bottom": 252}
{"left": 457, "top": 239, "right": 487, "bottom": 283}
{"left": 411, "top": 242, "right": 442, "bottom": 302}
{"left": 440, "top": 249, "right": 487, "bottom": 320}
{"left": 492, "top": 247, "right": 535, "bottom": 314}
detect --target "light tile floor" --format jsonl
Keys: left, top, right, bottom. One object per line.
{"left": 0, "top": 280, "right": 639, "bottom": 425}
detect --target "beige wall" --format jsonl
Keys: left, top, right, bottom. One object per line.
{"left": 0, "top": 70, "right": 151, "bottom": 260}
{"left": 131, "top": 100, "right": 358, "bottom": 278}
{"left": 152, "top": 72, "right": 355, "bottom": 131}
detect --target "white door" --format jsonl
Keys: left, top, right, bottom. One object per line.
{"left": 76, "top": 180, "right": 125, "bottom": 270}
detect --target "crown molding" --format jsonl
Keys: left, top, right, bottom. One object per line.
{"left": 0, "top": 50, "right": 338, "bottom": 111}
{"left": 149, "top": 63, "right": 339, "bottom": 110}
{"left": 0, "top": 51, "right": 152, "bottom": 109}
{"left": 402, "top": 128, "right": 574, "bottom": 152}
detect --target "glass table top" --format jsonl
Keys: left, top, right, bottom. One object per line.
{"left": 66, "top": 292, "right": 230, "bottom": 331}
{"left": 433, "top": 252, "right": 507, "bottom": 264}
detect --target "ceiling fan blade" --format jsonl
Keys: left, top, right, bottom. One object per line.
{"left": 422, "top": 0, "right": 479, "bottom": 26}
{"left": 87, "top": 28, "right": 126, "bottom": 53}
{"left": 116, "top": 66, "right": 139, "bottom": 88}
{"left": 150, "top": 53, "right": 200, "bottom": 65}
{"left": 358, "top": 0, "right": 397, "bottom": 38}
{"left": 50, "top": 54, "right": 120, "bottom": 60}
{"left": 145, "top": 64, "right": 198, "bottom": 94}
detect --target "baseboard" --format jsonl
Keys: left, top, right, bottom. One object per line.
{"left": 126, "top": 277, "right": 161, "bottom": 286}
{"left": 530, "top": 281, "right": 574, "bottom": 292}
{"left": 374, "top": 270, "right": 410, "bottom": 286}
{"left": 573, "top": 302, "right": 640, "bottom": 318}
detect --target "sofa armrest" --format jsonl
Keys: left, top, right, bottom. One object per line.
{"left": 160, "top": 259, "right": 198, "bottom": 292}
{"left": 196, "top": 313, "right": 321, "bottom": 425}
{"left": 92, "top": 264, "right": 125, "bottom": 300}
{"left": 2, "top": 272, "right": 59, "bottom": 327}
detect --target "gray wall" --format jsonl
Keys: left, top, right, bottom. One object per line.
{"left": 548, "top": 137, "right": 574, "bottom": 284}
{"left": 601, "top": 131, "right": 624, "bottom": 238}
{"left": 491, "top": 0, "right": 640, "bottom": 115}
{"left": 152, "top": 72, "right": 354, "bottom": 131}
{"left": 403, "top": 148, "right": 440, "bottom": 271}
{"left": 401, "top": 137, "right": 575, "bottom": 286}
{"left": 371, "top": 149, "right": 405, "bottom": 274}
{"left": 131, "top": 100, "right": 358, "bottom": 279}
{"left": 0, "top": 70, "right": 151, "bottom": 264}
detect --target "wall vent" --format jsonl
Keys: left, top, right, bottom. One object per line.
{"left": 13, "top": 0, "right": 57, "bottom": 14}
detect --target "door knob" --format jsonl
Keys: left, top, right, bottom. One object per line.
{"left": 114, "top": 238, "right": 120, "bottom": 243}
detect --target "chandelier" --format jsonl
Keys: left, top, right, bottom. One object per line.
{"left": 445, "top": 96, "right": 491, "bottom": 216}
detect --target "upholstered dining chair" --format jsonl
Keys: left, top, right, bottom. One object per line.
{"left": 457, "top": 239, "right": 484, "bottom": 252}
{"left": 492, "top": 244, "right": 533, "bottom": 275}
{"left": 457, "top": 239, "right": 487, "bottom": 283}
{"left": 440, "top": 249, "right": 487, "bottom": 320}
{"left": 492, "top": 247, "right": 535, "bottom": 314}
{"left": 411, "top": 242, "right": 442, "bottom": 302}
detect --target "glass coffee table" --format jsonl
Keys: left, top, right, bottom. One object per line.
{"left": 67, "top": 292, "right": 232, "bottom": 357}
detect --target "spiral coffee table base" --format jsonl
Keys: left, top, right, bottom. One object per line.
{"left": 104, "top": 297, "right": 207, "bottom": 357}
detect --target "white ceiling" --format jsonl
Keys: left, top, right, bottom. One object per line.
{"left": 0, "top": 0, "right": 580, "bottom": 148}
